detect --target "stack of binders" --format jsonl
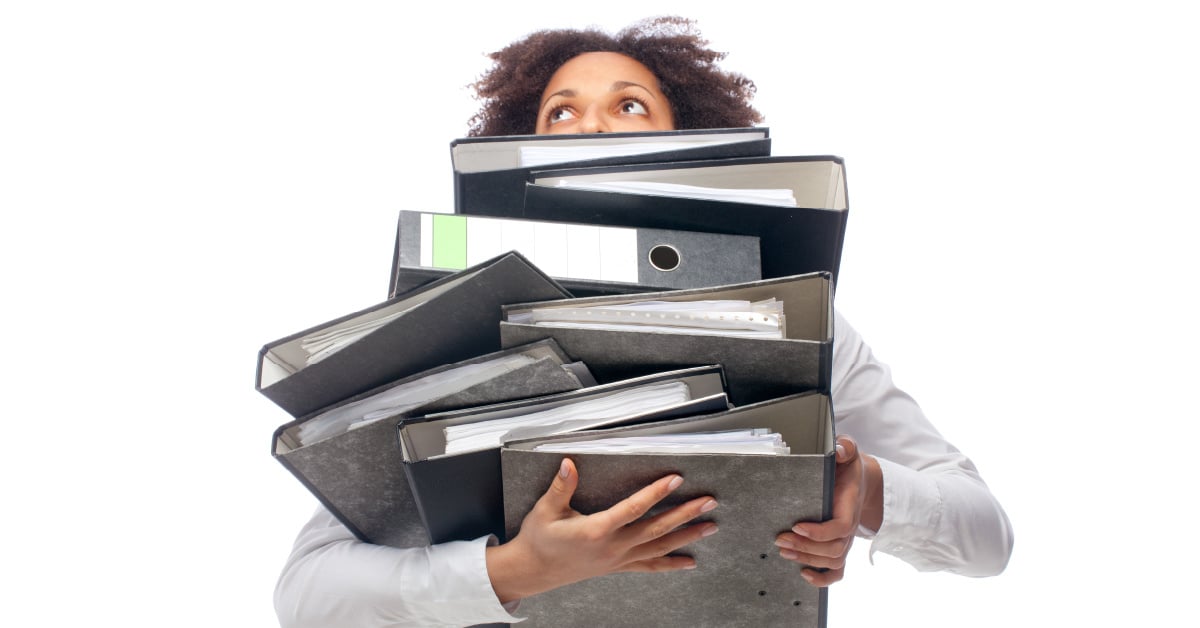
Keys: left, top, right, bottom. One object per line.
{"left": 259, "top": 127, "right": 849, "bottom": 627}
{"left": 390, "top": 127, "right": 849, "bottom": 298}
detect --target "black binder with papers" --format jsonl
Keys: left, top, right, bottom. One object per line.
{"left": 255, "top": 251, "right": 570, "bottom": 419}
{"left": 520, "top": 155, "right": 848, "bottom": 284}
{"left": 451, "top": 127, "right": 771, "bottom": 215}
{"left": 398, "top": 366, "right": 730, "bottom": 544}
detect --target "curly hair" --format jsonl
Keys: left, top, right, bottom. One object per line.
{"left": 468, "top": 16, "right": 763, "bottom": 136}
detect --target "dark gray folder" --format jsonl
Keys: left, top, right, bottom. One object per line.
{"left": 256, "top": 251, "right": 570, "bottom": 419}
{"left": 521, "top": 155, "right": 848, "bottom": 285}
{"left": 451, "top": 127, "right": 771, "bottom": 216}
{"left": 398, "top": 366, "right": 730, "bottom": 544}
{"left": 271, "top": 340, "right": 587, "bottom": 548}
{"left": 501, "top": 392, "right": 835, "bottom": 628}
{"left": 388, "top": 210, "right": 761, "bottom": 298}
{"left": 500, "top": 272, "right": 834, "bottom": 406}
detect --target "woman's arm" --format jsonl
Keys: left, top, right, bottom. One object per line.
{"left": 274, "top": 507, "right": 513, "bottom": 628}
{"left": 275, "top": 460, "right": 716, "bottom": 627}
{"left": 776, "top": 311, "right": 1014, "bottom": 583}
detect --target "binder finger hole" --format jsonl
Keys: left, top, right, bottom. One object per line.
{"left": 648, "top": 244, "right": 681, "bottom": 272}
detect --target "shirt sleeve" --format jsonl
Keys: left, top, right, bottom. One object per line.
{"left": 830, "top": 311, "right": 1014, "bottom": 576}
{"left": 274, "top": 506, "right": 522, "bottom": 628}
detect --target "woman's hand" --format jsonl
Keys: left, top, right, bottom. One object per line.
{"left": 487, "top": 458, "right": 718, "bottom": 603}
{"left": 775, "top": 435, "right": 883, "bottom": 587}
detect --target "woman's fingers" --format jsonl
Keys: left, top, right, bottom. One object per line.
{"left": 778, "top": 548, "right": 848, "bottom": 570}
{"left": 617, "top": 554, "right": 700, "bottom": 574}
{"left": 801, "top": 566, "right": 845, "bottom": 587}
{"left": 776, "top": 532, "right": 852, "bottom": 570}
{"left": 835, "top": 434, "right": 858, "bottom": 464}
{"left": 591, "top": 473, "right": 686, "bottom": 531}
{"left": 624, "top": 520, "right": 719, "bottom": 565}
{"left": 775, "top": 532, "right": 851, "bottom": 560}
{"left": 531, "top": 458, "right": 580, "bottom": 517}
{"left": 622, "top": 495, "right": 718, "bottom": 544}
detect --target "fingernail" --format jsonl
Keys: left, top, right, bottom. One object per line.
{"left": 835, "top": 443, "right": 846, "bottom": 458}
{"left": 667, "top": 475, "right": 683, "bottom": 490}
{"left": 683, "top": 562, "right": 698, "bottom": 570}
{"left": 701, "top": 524, "right": 718, "bottom": 537}
{"left": 791, "top": 525, "right": 810, "bottom": 537}
{"left": 801, "top": 570, "right": 815, "bottom": 584}
{"left": 780, "top": 549, "right": 799, "bottom": 560}
{"left": 558, "top": 459, "right": 570, "bottom": 478}
{"left": 774, "top": 538, "right": 792, "bottom": 549}
{"left": 700, "top": 499, "right": 717, "bottom": 513}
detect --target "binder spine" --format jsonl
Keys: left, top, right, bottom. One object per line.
{"left": 404, "top": 449, "right": 507, "bottom": 544}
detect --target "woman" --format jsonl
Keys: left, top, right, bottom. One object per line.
{"left": 276, "top": 17, "right": 1013, "bottom": 628}
{"left": 467, "top": 16, "right": 762, "bottom": 136}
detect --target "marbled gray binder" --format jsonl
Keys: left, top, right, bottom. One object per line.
{"left": 501, "top": 393, "right": 835, "bottom": 627}
{"left": 272, "top": 340, "right": 587, "bottom": 548}
{"left": 256, "top": 251, "right": 570, "bottom": 419}
{"left": 500, "top": 272, "right": 833, "bottom": 405}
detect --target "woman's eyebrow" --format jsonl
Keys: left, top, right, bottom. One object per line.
{"left": 610, "top": 81, "right": 656, "bottom": 98}
{"left": 540, "top": 89, "right": 576, "bottom": 108}
{"left": 540, "top": 81, "right": 657, "bottom": 110}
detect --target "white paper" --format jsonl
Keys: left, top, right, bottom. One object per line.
{"left": 510, "top": 298, "right": 785, "bottom": 339}
{"left": 296, "top": 353, "right": 538, "bottom": 446}
{"left": 442, "top": 381, "right": 691, "bottom": 455}
{"left": 517, "top": 141, "right": 736, "bottom": 168}
{"left": 300, "top": 308, "right": 410, "bottom": 365}
{"left": 553, "top": 179, "right": 798, "bottom": 207}
{"left": 532, "top": 429, "right": 789, "bottom": 455}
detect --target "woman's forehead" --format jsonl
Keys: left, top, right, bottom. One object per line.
{"left": 542, "top": 52, "right": 662, "bottom": 96}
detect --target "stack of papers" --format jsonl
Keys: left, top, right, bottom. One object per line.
{"left": 509, "top": 298, "right": 785, "bottom": 339}
{"left": 442, "top": 381, "right": 691, "bottom": 455}
{"left": 518, "top": 141, "right": 738, "bottom": 168}
{"left": 299, "top": 309, "right": 410, "bottom": 365}
{"left": 532, "top": 429, "right": 789, "bottom": 455}
{"left": 297, "top": 354, "right": 538, "bottom": 446}
{"left": 553, "top": 179, "right": 798, "bottom": 207}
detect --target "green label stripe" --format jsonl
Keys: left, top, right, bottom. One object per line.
{"left": 431, "top": 214, "right": 468, "bottom": 270}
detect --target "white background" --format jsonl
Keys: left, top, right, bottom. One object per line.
{"left": 3, "top": 1, "right": 1197, "bottom": 626}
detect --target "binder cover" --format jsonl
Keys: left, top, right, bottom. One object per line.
{"left": 389, "top": 210, "right": 760, "bottom": 295}
{"left": 398, "top": 366, "right": 730, "bottom": 544}
{"left": 451, "top": 127, "right": 771, "bottom": 215}
{"left": 388, "top": 266, "right": 663, "bottom": 301}
{"left": 256, "top": 251, "right": 570, "bottom": 419}
{"left": 500, "top": 272, "right": 834, "bottom": 406}
{"left": 521, "top": 155, "right": 848, "bottom": 284}
{"left": 271, "top": 340, "right": 587, "bottom": 548}
{"left": 501, "top": 392, "right": 835, "bottom": 628}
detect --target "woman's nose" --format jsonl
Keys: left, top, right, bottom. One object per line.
{"left": 577, "top": 105, "right": 610, "bottom": 133}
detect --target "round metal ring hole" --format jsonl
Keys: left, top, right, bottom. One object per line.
{"left": 648, "top": 244, "right": 681, "bottom": 272}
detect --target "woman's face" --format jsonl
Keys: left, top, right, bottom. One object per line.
{"left": 535, "top": 52, "right": 676, "bottom": 134}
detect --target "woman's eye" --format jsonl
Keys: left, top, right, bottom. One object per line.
{"left": 620, "top": 100, "right": 648, "bottom": 115}
{"left": 549, "top": 108, "right": 576, "bottom": 123}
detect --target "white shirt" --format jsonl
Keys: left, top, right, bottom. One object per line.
{"left": 274, "top": 312, "right": 1014, "bottom": 627}
{"left": 830, "top": 312, "right": 1014, "bottom": 574}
